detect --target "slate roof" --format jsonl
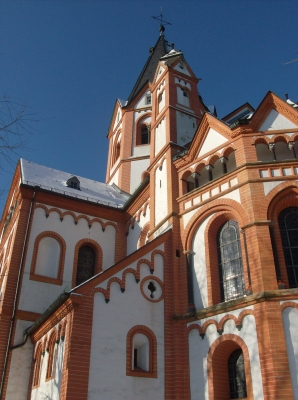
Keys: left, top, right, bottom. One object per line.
{"left": 126, "top": 31, "right": 172, "bottom": 105}
{"left": 20, "top": 159, "right": 130, "bottom": 208}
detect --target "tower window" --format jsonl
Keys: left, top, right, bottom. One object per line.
{"left": 228, "top": 349, "right": 247, "bottom": 399}
{"left": 146, "top": 94, "right": 151, "bottom": 105}
{"left": 141, "top": 125, "right": 149, "bottom": 144}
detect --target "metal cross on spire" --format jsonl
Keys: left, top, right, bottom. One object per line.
{"left": 152, "top": 7, "right": 172, "bottom": 35}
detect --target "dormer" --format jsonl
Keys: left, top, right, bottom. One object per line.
{"left": 66, "top": 176, "right": 80, "bottom": 190}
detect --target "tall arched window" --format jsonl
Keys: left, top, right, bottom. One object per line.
{"left": 46, "top": 333, "right": 57, "bottom": 380}
{"left": 217, "top": 220, "right": 245, "bottom": 301}
{"left": 33, "top": 344, "right": 43, "bottom": 387}
{"left": 76, "top": 246, "right": 96, "bottom": 286}
{"left": 228, "top": 349, "right": 247, "bottom": 399}
{"left": 141, "top": 125, "right": 149, "bottom": 144}
{"left": 278, "top": 207, "right": 298, "bottom": 288}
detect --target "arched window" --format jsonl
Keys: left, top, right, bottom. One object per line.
{"left": 278, "top": 207, "right": 298, "bottom": 288}
{"left": 141, "top": 125, "right": 149, "bottom": 144}
{"left": 158, "top": 92, "right": 165, "bottom": 114}
{"left": 33, "top": 344, "right": 43, "bottom": 387}
{"left": 126, "top": 326, "right": 157, "bottom": 378}
{"left": 46, "top": 333, "right": 57, "bottom": 380}
{"left": 132, "top": 333, "right": 150, "bottom": 371}
{"left": 217, "top": 220, "right": 245, "bottom": 301}
{"left": 228, "top": 349, "right": 247, "bottom": 399}
{"left": 76, "top": 246, "right": 96, "bottom": 286}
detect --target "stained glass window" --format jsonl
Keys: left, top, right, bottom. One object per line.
{"left": 278, "top": 207, "right": 298, "bottom": 288}
{"left": 217, "top": 220, "right": 245, "bottom": 301}
{"left": 76, "top": 246, "right": 96, "bottom": 286}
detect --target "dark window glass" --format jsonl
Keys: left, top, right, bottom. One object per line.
{"left": 279, "top": 207, "right": 298, "bottom": 287}
{"left": 217, "top": 220, "right": 245, "bottom": 301}
{"left": 141, "top": 126, "right": 149, "bottom": 144}
{"left": 228, "top": 349, "right": 247, "bottom": 399}
{"left": 76, "top": 246, "right": 96, "bottom": 286}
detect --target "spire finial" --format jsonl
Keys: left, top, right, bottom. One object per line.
{"left": 152, "top": 7, "right": 172, "bottom": 35}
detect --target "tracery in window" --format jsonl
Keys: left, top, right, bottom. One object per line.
{"left": 278, "top": 207, "right": 298, "bottom": 288}
{"left": 76, "top": 245, "right": 96, "bottom": 286}
{"left": 217, "top": 220, "right": 245, "bottom": 301}
{"left": 228, "top": 349, "right": 247, "bottom": 399}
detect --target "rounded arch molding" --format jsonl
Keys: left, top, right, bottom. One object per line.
{"left": 30, "top": 231, "right": 66, "bottom": 285}
{"left": 184, "top": 198, "right": 249, "bottom": 250}
{"left": 207, "top": 333, "right": 253, "bottom": 400}
{"left": 72, "top": 238, "right": 103, "bottom": 288}
{"left": 263, "top": 182, "right": 298, "bottom": 221}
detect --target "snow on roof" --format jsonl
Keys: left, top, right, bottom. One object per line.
{"left": 20, "top": 159, "right": 130, "bottom": 208}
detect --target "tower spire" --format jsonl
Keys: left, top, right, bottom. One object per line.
{"left": 152, "top": 8, "right": 172, "bottom": 36}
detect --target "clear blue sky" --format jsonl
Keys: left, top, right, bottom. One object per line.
{"left": 0, "top": 0, "right": 297, "bottom": 215}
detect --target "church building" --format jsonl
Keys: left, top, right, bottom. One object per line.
{"left": 0, "top": 24, "right": 298, "bottom": 399}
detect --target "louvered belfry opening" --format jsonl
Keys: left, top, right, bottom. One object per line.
{"left": 76, "top": 246, "right": 96, "bottom": 286}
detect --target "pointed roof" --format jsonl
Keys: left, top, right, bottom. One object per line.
{"left": 127, "top": 29, "right": 171, "bottom": 105}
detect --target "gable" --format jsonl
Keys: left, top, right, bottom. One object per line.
{"left": 173, "top": 60, "right": 191, "bottom": 76}
{"left": 154, "top": 65, "right": 166, "bottom": 83}
{"left": 259, "top": 109, "right": 298, "bottom": 131}
{"left": 113, "top": 106, "right": 122, "bottom": 130}
{"left": 197, "top": 128, "right": 229, "bottom": 158}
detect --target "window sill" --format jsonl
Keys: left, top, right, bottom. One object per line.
{"left": 30, "top": 274, "right": 63, "bottom": 286}
{"left": 127, "top": 370, "right": 157, "bottom": 378}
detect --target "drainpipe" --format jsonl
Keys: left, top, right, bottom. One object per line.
{"left": 0, "top": 187, "right": 37, "bottom": 399}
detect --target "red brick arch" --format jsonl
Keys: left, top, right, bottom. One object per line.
{"left": 184, "top": 198, "right": 249, "bottom": 251}
{"left": 207, "top": 334, "right": 253, "bottom": 400}
{"left": 126, "top": 325, "right": 157, "bottom": 378}
{"left": 30, "top": 231, "right": 66, "bottom": 285}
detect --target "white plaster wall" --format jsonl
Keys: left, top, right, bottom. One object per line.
{"left": 130, "top": 159, "right": 150, "bottom": 193}
{"left": 88, "top": 248, "right": 165, "bottom": 400}
{"left": 113, "top": 108, "right": 122, "bottom": 130}
{"left": 192, "top": 215, "right": 213, "bottom": 309}
{"left": 263, "top": 180, "right": 287, "bottom": 196}
{"left": 176, "top": 111, "right": 196, "bottom": 146}
{"left": 31, "top": 331, "right": 65, "bottom": 400}
{"left": 6, "top": 320, "right": 34, "bottom": 400}
{"left": 155, "top": 117, "right": 166, "bottom": 156}
{"left": 198, "top": 128, "right": 228, "bottom": 158}
{"left": 134, "top": 91, "right": 152, "bottom": 109}
{"left": 282, "top": 306, "right": 298, "bottom": 399}
{"left": 188, "top": 308, "right": 264, "bottom": 400}
{"left": 19, "top": 206, "right": 117, "bottom": 314}
{"left": 133, "top": 145, "right": 150, "bottom": 157}
{"left": 259, "top": 109, "right": 298, "bottom": 131}
{"left": 127, "top": 209, "right": 150, "bottom": 256}
{"left": 220, "top": 188, "right": 241, "bottom": 203}
{"left": 173, "top": 62, "right": 191, "bottom": 76}
{"left": 155, "top": 159, "right": 168, "bottom": 226}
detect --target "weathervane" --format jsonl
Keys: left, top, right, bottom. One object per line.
{"left": 152, "top": 7, "right": 172, "bottom": 35}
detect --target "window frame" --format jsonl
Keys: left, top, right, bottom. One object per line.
{"left": 217, "top": 220, "right": 246, "bottom": 302}
{"left": 30, "top": 231, "right": 66, "bottom": 286}
{"left": 126, "top": 325, "right": 157, "bottom": 378}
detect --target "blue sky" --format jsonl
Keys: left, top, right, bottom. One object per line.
{"left": 0, "top": 0, "right": 297, "bottom": 215}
